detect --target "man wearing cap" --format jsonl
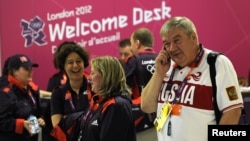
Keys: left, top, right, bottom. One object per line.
{"left": 0, "top": 54, "right": 45, "bottom": 141}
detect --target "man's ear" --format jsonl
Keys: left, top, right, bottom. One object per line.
{"left": 13, "top": 69, "right": 18, "bottom": 76}
{"left": 135, "top": 40, "right": 140, "bottom": 48}
{"left": 191, "top": 32, "right": 198, "bottom": 41}
{"left": 191, "top": 32, "right": 196, "bottom": 40}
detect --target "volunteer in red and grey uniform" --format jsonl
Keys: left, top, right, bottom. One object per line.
{"left": 123, "top": 28, "right": 158, "bottom": 134}
{"left": 141, "top": 16, "right": 244, "bottom": 141}
{"left": 50, "top": 42, "right": 93, "bottom": 141}
{"left": 0, "top": 54, "right": 45, "bottom": 141}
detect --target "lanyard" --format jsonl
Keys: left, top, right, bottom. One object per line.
{"left": 81, "top": 109, "right": 93, "bottom": 127}
{"left": 78, "top": 109, "right": 94, "bottom": 141}
{"left": 166, "top": 47, "right": 204, "bottom": 103}
{"left": 78, "top": 97, "right": 100, "bottom": 141}
{"left": 28, "top": 90, "right": 36, "bottom": 106}
{"left": 69, "top": 97, "right": 75, "bottom": 111}
{"left": 65, "top": 91, "right": 76, "bottom": 111}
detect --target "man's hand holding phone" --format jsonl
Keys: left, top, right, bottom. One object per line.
{"left": 155, "top": 46, "right": 171, "bottom": 77}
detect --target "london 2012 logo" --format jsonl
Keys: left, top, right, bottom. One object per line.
{"left": 20, "top": 16, "right": 47, "bottom": 47}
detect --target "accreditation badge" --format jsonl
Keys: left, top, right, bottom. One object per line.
{"left": 154, "top": 102, "right": 172, "bottom": 131}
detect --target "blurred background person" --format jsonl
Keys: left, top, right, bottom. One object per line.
{"left": 118, "top": 38, "right": 134, "bottom": 64}
{"left": 0, "top": 54, "right": 45, "bottom": 141}
{"left": 123, "top": 27, "right": 158, "bottom": 141}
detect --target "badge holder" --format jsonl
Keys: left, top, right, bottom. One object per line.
{"left": 154, "top": 102, "right": 172, "bottom": 131}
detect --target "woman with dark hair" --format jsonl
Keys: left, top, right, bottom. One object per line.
{"left": 47, "top": 41, "right": 77, "bottom": 92}
{"left": 50, "top": 42, "right": 93, "bottom": 141}
{"left": 44, "top": 41, "right": 77, "bottom": 141}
